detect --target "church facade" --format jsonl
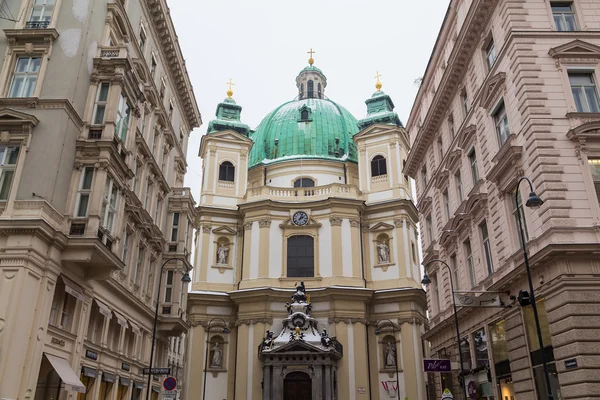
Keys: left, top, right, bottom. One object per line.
{"left": 184, "top": 58, "right": 427, "bottom": 400}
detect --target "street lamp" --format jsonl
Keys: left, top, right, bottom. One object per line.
{"left": 375, "top": 319, "right": 400, "bottom": 399}
{"left": 145, "top": 258, "right": 191, "bottom": 400}
{"left": 202, "top": 317, "right": 230, "bottom": 400}
{"left": 421, "top": 259, "right": 467, "bottom": 400}
{"left": 515, "top": 176, "right": 553, "bottom": 400}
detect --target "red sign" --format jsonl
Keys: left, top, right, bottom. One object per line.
{"left": 163, "top": 377, "right": 177, "bottom": 391}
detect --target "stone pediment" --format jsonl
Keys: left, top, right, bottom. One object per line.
{"left": 212, "top": 226, "right": 238, "bottom": 236}
{"left": 206, "top": 129, "right": 252, "bottom": 143}
{"left": 0, "top": 108, "right": 39, "bottom": 127}
{"left": 269, "top": 340, "right": 325, "bottom": 354}
{"left": 369, "top": 222, "right": 395, "bottom": 232}
{"left": 353, "top": 123, "right": 397, "bottom": 140}
{"left": 457, "top": 124, "right": 477, "bottom": 150}
{"left": 445, "top": 148, "right": 463, "bottom": 172}
{"left": 279, "top": 218, "right": 321, "bottom": 229}
{"left": 549, "top": 39, "right": 600, "bottom": 60}
{"left": 479, "top": 72, "right": 506, "bottom": 110}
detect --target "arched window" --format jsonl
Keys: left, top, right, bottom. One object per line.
{"left": 287, "top": 235, "right": 314, "bottom": 277}
{"left": 219, "top": 161, "right": 235, "bottom": 182}
{"left": 307, "top": 80, "right": 314, "bottom": 98}
{"left": 299, "top": 83, "right": 304, "bottom": 99}
{"left": 293, "top": 178, "right": 315, "bottom": 188}
{"left": 301, "top": 109, "right": 309, "bottom": 120}
{"left": 371, "top": 155, "right": 387, "bottom": 177}
{"left": 317, "top": 82, "right": 322, "bottom": 99}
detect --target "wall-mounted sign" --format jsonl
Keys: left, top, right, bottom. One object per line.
{"left": 564, "top": 358, "right": 578, "bottom": 369}
{"left": 423, "top": 359, "right": 452, "bottom": 372}
{"left": 121, "top": 363, "right": 130, "bottom": 371}
{"left": 357, "top": 387, "right": 366, "bottom": 394}
{"left": 85, "top": 350, "right": 98, "bottom": 360}
{"left": 467, "top": 381, "right": 478, "bottom": 400}
{"left": 51, "top": 337, "right": 65, "bottom": 347}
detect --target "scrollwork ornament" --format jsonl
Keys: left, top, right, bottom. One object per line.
{"left": 259, "top": 219, "right": 271, "bottom": 228}
{"left": 329, "top": 216, "right": 343, "bottom": 226}
{"left": 202, "top": 225, "right": 212, "bottom": 234}
{"left": 349, "top": 218, "right": 360, "bottom": 227}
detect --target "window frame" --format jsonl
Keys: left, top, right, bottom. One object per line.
{"left": 218, "top": 161, "right": 235, "bottom": 182}
{"left": 134, "top": 246, "right": 144, "bottom": 286}
{"left": 100, "top": 175, "right": 118, "bottom": 234}
{"left": 371, "top": 155, "right": 388, "bottom": 177}
{"left": 146, "top": 258, "right": 155, "bottom": 294}
{"left": 484, "top": 38, "right": 497, "bottom": 70}
{"left": 550, "top": 1, "right": 578, "bottom": 32}
{"left": 480, "top": 221, "right": 494, "bottom": 276}
{"left": 461, "top": 89, "right": 470, "bottom": 116}
{"left": 513, "top": 188, "right": 529, "bottom": 245}
{"left": 286, "top": 235, "right": 315, "bottom": 278}
{"left": 307, "top": 80, "right": 314, "bottom": 99}
{"left": 171, "top": 212, "right": 180, "bottom": 242}
{"left": 8, "top": 56, "right": 42, "bottom": 98}
{"left": 455, "top": 171, "right": 463, "bottom": 203}
{"left": 293, "top": 177, "right": 315, "bottom": 188}
{"left": 115, "top": 92, "right": 131, "bottom": 142}
{"left": 468, "top": 148, "right": 479, "bottom": 185}
{"left": 27, "top": 0, "right": 56, "bottom": 27}
{"left": 464, "top": 238, "right": 476, "bottom": 287}
{"left": 0, "top": 145, "right": 21, "bottom": 201}
{"left": 92, "top": 82, "right": 110, "bottom": 125}
{"left": 164, "top": 270, "right": 174, "bottom": 303}
{"left": 443, "top": 190, "right": 450, "bottom": 220}
{"left": 493, "top": 100, "right": 510, "bottom": 146}
{"left": 450, "top": 254, "right": 459, "bottom": 290}
{"left": 138, "top": 24, "right": 147, "bottom": 55}
{"left": 75, "top": 166, "right": 94, "bottom": 217}
{"left": 568, "top": 71, "right": 600, "bottom": 113}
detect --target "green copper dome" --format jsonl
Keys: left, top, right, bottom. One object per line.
{"left": 248, "top": 98, "right": 359, "bottom": 168}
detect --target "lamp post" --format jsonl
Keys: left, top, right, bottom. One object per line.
{"left": 145, "top": 258, "right": 191, "bottom": 400}
{"left": 421, "top": 259, "right": 467, "bottom": 400}
{"left": 375, "top": 319, "right": 400, "bottom": 399}
{"left": 202, "top": 317, "right": 230, "bottom": 400}
{"left": 515, "top": 176, "right": 553, "bottom": 400}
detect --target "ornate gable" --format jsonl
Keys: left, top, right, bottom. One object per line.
{"left": 369, "top": 222, "right": 395, "bottom": 232}
{"left": 549, "top": 39, "right": 600, "bottom": 61}
{"left": 479, "top": 72, "right": 506, "bottom": 110}
{"left": 212, "top": 226, "right": 238, "bottom": 236}
{"left": 457, "top": 125, "right": 477, "bottom": 150}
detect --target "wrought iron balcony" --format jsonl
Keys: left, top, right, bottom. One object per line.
{"left": 25, "top": 20, "right": 50, "bottom": 29}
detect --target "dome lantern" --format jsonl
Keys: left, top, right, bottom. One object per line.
{"left": 296, "top": 49, "right": 327, "bottom": 100}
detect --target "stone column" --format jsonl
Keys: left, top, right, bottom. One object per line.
{"left": 312, "top": 364, "right": 323, "bottom": 399}
{"left": 272, "top": 365, "right": 283, "bottom": 399}
{"left": 262, "top": 365, "right": 271, "bottom": 400}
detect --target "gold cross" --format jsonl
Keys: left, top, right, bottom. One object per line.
{"left": 226, "top": 78, "right": 235, "bottom": 97}
{"left": 375, "top": 71, "right": 383, "bottom": 91}
{"left": 375, "top": 71, "right": 382, "bottom": 82}
{"left": 307, "top": 48, "right": 316, "bottom": 58}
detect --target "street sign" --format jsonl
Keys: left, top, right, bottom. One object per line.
{"left": 454, "top": 291, "right": 503, "bottom": 308}
{"left": 423, "top": 359, "right": 452, "bottom": 372}
{"left": 142, "top": 368, "right": 171, "bottom": 375}
{"left": 163, "top": 377, "right": 177, "bottom": 391}
{"left": 441, "top": 388, "right": 454, "bottom": 400}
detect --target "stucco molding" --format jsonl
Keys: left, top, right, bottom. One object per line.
{"left": 327, "top": 317, "right": 368, "bottom": 325}
{"left": 235, "top": 317, "right": 273, "bottom": 326}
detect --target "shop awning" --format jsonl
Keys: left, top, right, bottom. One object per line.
{"left": 129, "top": 320, "right": 141, "bottom": 334}
{"left": 61, "top": 276, "right": 86, "bottom": 302}
{"left": 119, "top": 377, "right": 131, "bottom": 387}
{"left": 82, "top": 366, "right": 98, "bottom": 378}
{"left": 102, "top": 372, "right": 116, "bottom": 383}
{"left": 95, "top": 299, "right": 112, "bottom": 317}
{"left": 45, "top": 354, "right": 86, "bottom": 393}
{"left": 133, "top": 381, "right": 144, "bottom": 389}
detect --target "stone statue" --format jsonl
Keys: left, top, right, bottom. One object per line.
{"left": 211, "top": 342, "right": 223, "bottom": 367}
{"left": 217, "top": 243, "right": 229, "bottom": 264}
{"left": 385, "top": 341, "right": 396, "bottom": 367}
{"left": 321, "top": 329, "right": 332, "bottom": 347}
{"left": 262, "top": 330, "right": 275, "bottom": 350}
{"left": 377, "top": 241, "right": 390, "bottom": 263}
{"left": 291, "top": 281, "right": 307, "bottom": 303}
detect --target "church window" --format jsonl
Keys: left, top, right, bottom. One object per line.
{"left": 307, "top": 80, "right": 314, "bottom": 98}
{"left": 219, "top": 161, "right": 235, "bottom": 182}
{"left": 287, "top": 235, "right": 314, "bottom": 277}
{"left": 318, "top": 82, "right": 322, "bottom": 99}
{"left": 293, "top": 178, "right": 315, "bottom": 188}
{"left": 301, "top": 109, "right": 309, "bottom": 120}
{"left": 371, "top": 155, "right": 387, "bottom": 177}
{"left": 299, "top": 83, "right": 304, "bottom": 99}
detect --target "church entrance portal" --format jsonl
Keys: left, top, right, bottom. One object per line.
{"left": 284, "top": 372, "right": 312, "bottom": 400}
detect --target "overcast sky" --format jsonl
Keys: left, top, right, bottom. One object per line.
{"left": 169, "top": 0, "right": 449, "bottom": 197}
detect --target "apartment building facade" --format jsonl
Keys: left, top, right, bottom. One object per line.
{"left": 405, "top": 1, "right": 600, "bottom": 399}
{"left": 0, "top": 0, "right": 200, "bottom": 400}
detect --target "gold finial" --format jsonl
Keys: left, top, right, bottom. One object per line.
{"left": 375, "top": 71, "right": 383, "bottom": 91}
{"left": 226, "top": 78, "right": 235, "bottom": 98}
{"left": 307, "top": 48, "right": 316, "bottom": 65}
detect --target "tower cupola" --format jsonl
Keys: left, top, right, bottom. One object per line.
{"left": 295, "top": 48, "right": 327, "bottom": 99}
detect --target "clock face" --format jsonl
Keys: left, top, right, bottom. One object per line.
{"left": 292, "top": 211, "right": 309, "bottom": 226}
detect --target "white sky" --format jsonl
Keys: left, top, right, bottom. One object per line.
{"left": 169, "top": 0, "right": 449, "bottom": 198}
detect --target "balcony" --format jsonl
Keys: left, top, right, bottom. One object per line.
{"left": 158, "top": 308, "right": 188, "bottom": 336}
{"left": 246, "top": 183, "right": 361, "bottom": 202}
{"left": 97, "top": 45, "right": 128, "bottom": 60}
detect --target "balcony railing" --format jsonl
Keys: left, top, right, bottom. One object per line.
{"left": 247, "top": 183, "right": 361, "bottom": 202}
{"left": 25, "top": 20, "right": 50, "bottom": 29}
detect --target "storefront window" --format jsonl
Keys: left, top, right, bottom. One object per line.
{"left": 489, "top": 320, "right": 515, "bottom": 400}
{"left": 460, "top": 338, "right": 472, "bottom": 371}
{"left": 473, "top": 328, "right": 489, "bottom": 368}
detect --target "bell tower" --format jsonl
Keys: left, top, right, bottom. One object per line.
{"left": 295, "top": 49, "right": 327, "bottom": 99}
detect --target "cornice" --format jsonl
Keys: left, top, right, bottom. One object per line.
{"left": 0, "top": 98, "right": 84, "bottom": 129}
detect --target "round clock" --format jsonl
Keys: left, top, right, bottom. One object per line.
{"left": 292, "top": 211, "right": 309, "bottom": 226}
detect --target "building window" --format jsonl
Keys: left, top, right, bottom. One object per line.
{"left": 551, "top": 2, "right": 577, "bottom": 31}
{"left": 480, "top": 221, "right": 494, "bottom": 275}
{"left": 218, "top": 161, "right": 235, "bottom": 182}
{"left": 75, "top": 167, "right": 94, "bottom": 217}
{"left": 0, "top": 146, "right": 19, "bottom": 201}
{"left": 422, "top": 165, "right": 428, "bottom": 188}
{"left": 371, "top": 155, "right": 387, "bottom": 177}
{"left": 460, "top": 337, "right": 472, "bottom": 370}
{"left": 431, "top": 273, "right": 441, "bottom": 312}
{"left": 485, "top": 39, "right": 497, "bottom": 70}
{"left": 450, "top": 254, "right": 459, "bottom": 290}
{"left": 426, "top": 215, "right": 433, "bottom": 244}
{"left": 317, "top": 82, "right": 322, "bottom": 99}
{"left": 494, "top": 101, "right": 510, "bottom": 146}
{"left": 139, "top": 25, "right": 146, "bottom": 53}
{"left": 411, "top": 242, "right": 417, "bottom": 263}
{"left": 169, "top": 100, "right": 174, "bottom": 120}
{"left": 122, "top": 231, "right": 131, "bottom": 265}
{"left": 464, "top": 239, "right": 476, "bottom": 287}
{"left": 443, "top": 190, "right": 450, "bottom": 220}
{"left": 437, "top": 138, "right": 444, "bottom": 161}
{"left": 468, "top": 148, "right": 479, "bottom": 185}
{"left": 116, "top": 94, "right": 130, "bottom": 142}
{"left": 160, "top": 78, "right": 166, "bottom": 100}
{"left": 144, "top": 181, "right": 152, "bottom": 209}
{"left": 146, "top": 259, "right": 154, "bottom": 294}
{"left": 300, "top": 109, "right": 309, "bottom": 120}
{"left": 294, "top": 178, "right": 315, "bottom": 188}
{"left": 569, "top": 72, "right": 600, "bottom": 113}
{"left": 92, "top": 82, "right": 110, "bottom": 125}
{"left": 299, "top": 83, "right": 304, "bottom": 99}
{"left": 287, "top": 235, "right": 314, "bottom": 277}
{"left": 307, "top": 80, "right": 314, "bottom": 98}
{"left": 155, "top": 198, "right": 162, "bottom": 225}
{"left": 134, "top": 246, "right": 144, "bottom": 285}
{"left": 171, "top": 212, "right": 180, "bottom": 242}
{"left": 164, "top": 270, "right": 174, "bottom": 302}
{"left": 8, "top": 56, "right": 41, "bottom": 98}
{"left": 588, "top": 158, "right": 600, "bottom": 205}
{"left": 151, "top": 54, "right": 157, "bottom": 78}
{"left": 448, "top": 114, "right": 455, "bottom": 138}
{"left": 455, "top": 171, "right": 463, "bottom": 203}
{"left": 513, "top": 189, "right": 529, "bottom": 244}
{"left": 28, "top": 0, "right": 55, "bottom": 27}
{"left": 461, "top": 89, "right": 470, "bottom": 116}
{"left": 100, "top": 176, "right": 118, "bottom": 233}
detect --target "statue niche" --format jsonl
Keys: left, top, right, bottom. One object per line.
{"left": 375, "top": 233, "right": 393, "bottom": 268}
{"left": 212, "top": 237, "right": 233, "bottom": 273}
